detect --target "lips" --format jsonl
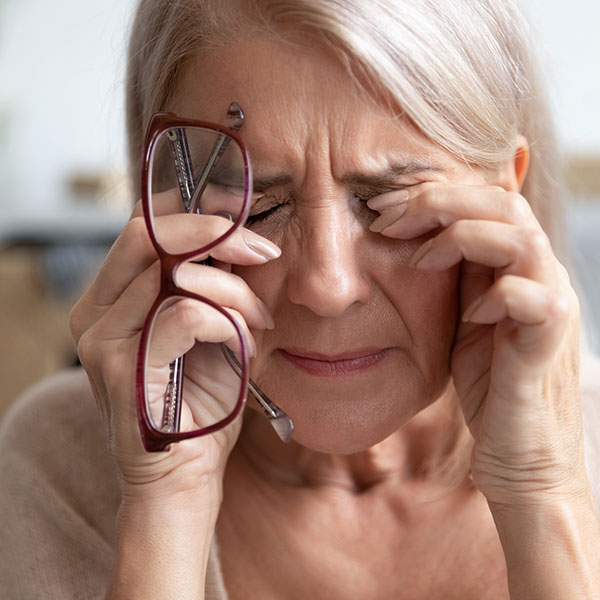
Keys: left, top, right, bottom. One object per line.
{"left": 279, "top": 347, "right": 390, "bottom": 377}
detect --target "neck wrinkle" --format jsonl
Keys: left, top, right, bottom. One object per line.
{"left": 235, "top": 385, "right": 466, "bottom": 493}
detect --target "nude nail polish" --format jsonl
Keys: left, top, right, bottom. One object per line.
{"left": 244, "top": 232, "right": 282, "bottom": 260}
{"left": 367, "top": 189, "right": 410, "bottom": 211}
{"left": 369, "top": 203, "right": 409, "bottom": 232}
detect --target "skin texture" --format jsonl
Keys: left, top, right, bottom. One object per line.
{"left": 70, "top": 35, "right": 600, "bottom": 600}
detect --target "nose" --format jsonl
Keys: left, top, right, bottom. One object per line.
{"left": 285, "top": 203, "right": 373, "bottom": 317}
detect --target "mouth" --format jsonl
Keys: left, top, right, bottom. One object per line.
{"left": 278, "top": 347, "right": 390, "bottom": 377}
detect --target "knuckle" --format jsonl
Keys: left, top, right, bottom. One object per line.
{"left": 522, "top": 228, "right": 550, "bottom": 259}
{"left": 504, "top": 193, "right": 531, "bottom": 222}
{"left": 419, "top": 184, "right": 443, "bottom": 209}
{"left": 446, "top": 219, "right": 469, "bottom": 240}
{"left": 76, "top": 329, "right": 97, "bottom": 369}
{"left": 494, "top": 275, "right": 513, "bottom": 296}
{"left": 545, "top": 292, "right": 571, "bottom": 322}
{"left": 122, "top": 216, "right": 153, "bottom": 253}
{"left": 172, "top": 298, "right": 205, "bottom": 330}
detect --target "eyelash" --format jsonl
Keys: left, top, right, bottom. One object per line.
{"left": 245, "top": 204, "right": 281, "bottom": 225}
{"left": 245, "top": 186, "right": 406, "bottom": 226}
{"left": 245, "top": 191, "right": 291, "bottom": 226}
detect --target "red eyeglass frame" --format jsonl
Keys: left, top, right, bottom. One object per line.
{"left": 135, "top": 112, "right": 253, "bottom": 452}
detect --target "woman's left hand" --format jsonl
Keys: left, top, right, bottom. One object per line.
{"left": 369, "top": 182, "right": 584, "bottom": 507}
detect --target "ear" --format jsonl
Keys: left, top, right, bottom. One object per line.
{"left": 491, "top": 135, "right": 530, "bottom": 193}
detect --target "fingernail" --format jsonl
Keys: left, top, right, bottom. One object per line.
{"left": 247, "top": 335, "right": 258, "bottom": 358}
{"left": 257, "top": 298, "right": 275, "bottom": 329}
{"left": 367, "top": 189, "right": 409, "bottom": 211}
{"left": 407, "top": 238, "right": 434, "bottom": 268}
{"left": 244, "top": 231, "right": 281, "bottom": 260}
{"left": 370, "top": 203, "right": 409, "bottom": 233}
{"left": 461, "top": 296, "right": 484, "bottom": 323}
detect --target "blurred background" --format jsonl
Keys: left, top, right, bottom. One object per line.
{"left": 0, "top": 0, "right": 599, "bottom": 419}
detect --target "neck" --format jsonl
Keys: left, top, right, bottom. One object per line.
{"left": 234, "top": 386, "right": 468, "bottom": 493}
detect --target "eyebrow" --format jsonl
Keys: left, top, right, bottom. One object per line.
{"left": 252, "top": 160, "right": 445, "bottom": 192}
{"left": 340, "top": 161, "right": 446, "bottom": 186}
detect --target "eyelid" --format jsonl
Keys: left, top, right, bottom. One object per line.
{"left": 353, "top": 184, "right": 411, "bottom": 201}
{"left": 248, "top": 189, "right": 290, "bottom": 216}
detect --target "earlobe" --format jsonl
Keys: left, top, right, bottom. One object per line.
{"left": 493, "top": 135, "right": 530, "bottom": 193}
{"left": 513, "top": 135, "right": 530, "bottom": 192}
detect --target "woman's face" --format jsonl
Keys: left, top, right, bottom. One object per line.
{"left": 172, "top": 37, "right": 489, "bottom": 453}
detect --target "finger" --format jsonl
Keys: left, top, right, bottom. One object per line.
{"left": 130, "top": 189, "right": 182, "bottom": 218}
{"left": 455, "top": 260, "right": 495, "bottom": 338}
{"left": 146, "top": 298, "right": 256, "bottom": 367}
{"left": 70, "top": 217, "right": 279, "bottom": 340}
{"left": 368, "top": 183, "right": 536, "bottom": 238}
{"left": 98, "top": 215, "right": 279, "bottom": 305}
{"left": 461, "top": 274, "right": 572, "bottom": 363}
{"left": 176, "top": 262, "right": 274, "bottom": 330}
{"left": 80, "top": 258, "right": 273, "bottom": 343}
{"left": 406, "top": 220, "right": 556, "bottom": 282}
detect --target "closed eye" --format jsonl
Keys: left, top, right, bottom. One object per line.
{"left": 352, "top": 185, "right": 409, "bottom": 203}
{"left": 245, "top": 190, "right": 292, "bottom": 226}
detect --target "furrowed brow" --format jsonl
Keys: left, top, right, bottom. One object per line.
{"left": 251, "top": 161, "right": 445, "bottom": 192}
{"left": 341, "top": 161, "right": 446, "bottom": 186}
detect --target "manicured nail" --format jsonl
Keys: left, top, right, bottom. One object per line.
{"left": 407, "top": 238, "right": 434, "bottom": 268}
{"left": 369, "top": 203, "right": 409, "bottom": 233}
{"left": 248, "top": 335, "right": 258, "bottom": 358}
{"left": 461, "top": 296, "right": 484, "bottom": 322}
{"left": 367, "top": 189, "right": 409, "bottom": 211}
{"left": 257, "top": 298, "right": 275, "bottom": 329}
{"left": 244, "top": 231, "right": 281, "bottom": 260}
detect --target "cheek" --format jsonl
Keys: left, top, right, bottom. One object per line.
{"left": 232, "top": 260, "right": 282, "bottom": 303}
{"left": 378, "top": 261, "right": 459, "bottom": 394}
{"left": 374, "top": 233, "right": 460, "bottom": 333}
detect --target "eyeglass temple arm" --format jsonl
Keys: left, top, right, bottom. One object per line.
{"left": 189, "top": 102, "right": 245, "bottom": 214}
{"left": 221, "top": 346, "right": 294, "bottom": 443}
{"left": 165, "top": 103, "right": 294, "bottom": 442}
{"left": 158, "top": 104, "right": 246, "bottom": 433}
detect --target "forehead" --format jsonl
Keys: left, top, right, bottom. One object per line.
{"left": 170, "top": 37, "right": 460, "bottom": 177}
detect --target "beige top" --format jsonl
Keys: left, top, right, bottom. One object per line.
{"left": 1, "top": 359, "right": 599, "bottom": 599}
{"left": 0, "top": 368, "right": 228, "bottom": 600}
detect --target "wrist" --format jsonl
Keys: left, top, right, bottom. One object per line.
{"left": 488, "top": 488, "right": 600, "bottom": 599}
{"left": 472, "top": 446, "right": 589, "bottom": 509}
{"left": 110, "top": 488, "right": 222, "bottom": 600}
{"left": 117, "top": 477, "right": 223, "bottom": 533}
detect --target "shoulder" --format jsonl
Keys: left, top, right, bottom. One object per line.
{"left": 1, "top": 367, "right": 118, "bottom": 489}
{"left": 0, "top": 367, "right": 121, "bottom": 527}
{"left": 580, "top": 351, "right": 600, "bottom": 504}
{"left": 0, "top": 368, "right": 121, "bottom": 598}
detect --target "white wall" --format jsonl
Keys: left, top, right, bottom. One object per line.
{"left": 0, "top": 0, "right": 598, "bottom": 212}
{"left": 520, "top": 0, "right": 600, "bottom": 154}
{"left": 0, "top": 0, "right": 135, "bottom": 209}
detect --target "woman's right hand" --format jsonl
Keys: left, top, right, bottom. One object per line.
{"left": 69, "top": 198, "right": 280, "bottom": 504}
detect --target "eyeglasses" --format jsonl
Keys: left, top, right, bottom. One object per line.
{"left": 136, "top": 103, "right": 293, "bottom": 452}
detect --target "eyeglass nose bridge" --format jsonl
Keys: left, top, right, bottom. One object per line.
{"left": 159, "top": 254, "right": 183, "bottom": 292}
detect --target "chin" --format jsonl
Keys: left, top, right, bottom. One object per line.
{"left": 268, "top": 385, "right": 423, "bottom": 454}
{"left": 249, "top": 348, "right": 452, "bottom": 454}
{"left": 291, "top": 422, "right": 399, "bottom": 455}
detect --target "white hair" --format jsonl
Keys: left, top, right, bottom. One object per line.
{"left": 127, "top": 0, "right": 562, "bottom": 252}
{"left": 125, "top": 0, "right": 565, "bottom": 483}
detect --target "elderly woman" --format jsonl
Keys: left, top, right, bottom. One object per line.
{"left": 1, "top": 0, "right": 599, "bottom": 598}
